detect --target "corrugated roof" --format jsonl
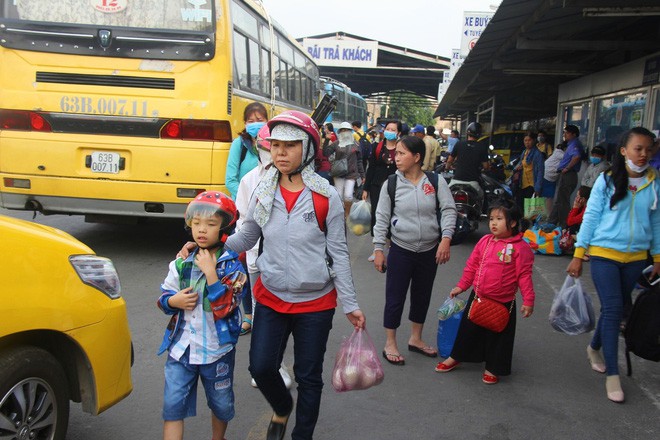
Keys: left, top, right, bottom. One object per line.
{"left": 434, "top": 0, "right": 660, "bottom": 122}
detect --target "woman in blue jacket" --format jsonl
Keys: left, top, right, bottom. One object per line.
{"left": 567, "top": 127, "right": 659, "bottom": 403}
{"left": 225, "top": 102, "right": 268, "bottom": 200}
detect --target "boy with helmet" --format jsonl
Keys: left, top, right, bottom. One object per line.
{"left": 157, "top": 191, "right": 247, "bottom": 440}
{"left": 226, "top": 110, "right": 366, "bottom": 440}
{"left": 445, "top": 121, "right": 490, "bottom": 199}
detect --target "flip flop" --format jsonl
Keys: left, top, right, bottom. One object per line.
{"left": 382, "top": 350, "right": 405, "bottom": 365}
{"left": 240, "top": 317, "right": 252, "bottom": 336}
{"left": 408, "top": 344, "right": 438, "bottom": 358}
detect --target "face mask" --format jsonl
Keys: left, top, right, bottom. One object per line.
{"left": 537, "top": 136, "right": 545, "bottom": 143}
{"left": 589, "top": 157, "right": 602, "bottom": 165}
{"left": 383, "top": 131, "right": 397, "bottom": 141}
{"left": 258, "top": 148, "right": 271, "bottom": 166}
{"left": 626, "top": 158, "right": 649, "bottom": 174}
{"left": 338, "top": 131, "right": 354, "bottom": 146}
{"left": 246, "top": 121, "right": 266, "bottom": 138}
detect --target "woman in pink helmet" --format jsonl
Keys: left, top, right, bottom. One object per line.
{"left": 226, "top": 111, "right": 366, "bottom": 440}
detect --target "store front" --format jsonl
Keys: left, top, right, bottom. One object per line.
{"left": 557, "top": 54, "right": 660, "bottom": 157}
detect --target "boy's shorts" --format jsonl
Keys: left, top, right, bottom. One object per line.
{"left": 162, "top": 347, "right": 235, "bottom": 421}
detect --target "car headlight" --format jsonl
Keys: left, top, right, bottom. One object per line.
{"left": 69, "top": 255, "right": 122, "bottom": 299}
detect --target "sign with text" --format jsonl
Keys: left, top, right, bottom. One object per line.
{"left": 302, "top": 38, "right": 378, "bottom": 68}
{"left": 461, "top": 11, "right": 494, "bottom": 57}
{"left": 449, "top": 48, "right": 464, "bottom": 81}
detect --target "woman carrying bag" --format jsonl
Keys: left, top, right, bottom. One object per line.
{"left": 566, "top": 127, "right": 660, "bottom": 403}
{"left": 372, "top": 135, "right": 456, "bottom": 365}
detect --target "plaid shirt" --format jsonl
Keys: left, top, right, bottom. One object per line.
{"left": 157, "top": 248, "right": 246, "bottom": 362}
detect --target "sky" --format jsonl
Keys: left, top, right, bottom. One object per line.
{"left": 260, "top": 0, "right": 500, "bottom": 59}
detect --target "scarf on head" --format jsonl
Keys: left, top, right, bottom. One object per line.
{"left": 252, "top": 129, "right": 332, "bottom": 227}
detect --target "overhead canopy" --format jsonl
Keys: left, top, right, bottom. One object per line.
{"left": 299, "top": 32, "right": 449, "bottom": 99}
{"left": 434, "top": 0, "right": 660, "bottom": 122}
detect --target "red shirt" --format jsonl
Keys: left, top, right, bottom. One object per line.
{"left": 567, "top": 206, "right": 585, "bottom": 227}
{"left": 255, "top": 185, "right": 338, "bottom": 313}
{"left": 279, "top": 186, "right": 303, "bottom": 212}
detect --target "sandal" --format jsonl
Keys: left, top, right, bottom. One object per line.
{"left": 240, "top": 317, "right": 252, "bottom": 336}
{"left": 408, "top": 344, "right": 438, "bottom": 358}
{"left": 382, "top": 350, "right": 405, "bottom": 365}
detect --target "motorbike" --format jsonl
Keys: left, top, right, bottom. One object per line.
{"left": 439, "top": 167, "right": 513, "bottom": 244}
{"left": 484, "top": 145, "right": 506, "bottom": 182}
{"left": 438, "top": 169, "right": 481, "bottom": 244}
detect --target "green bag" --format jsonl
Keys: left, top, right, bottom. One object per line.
{"left": 524, "top": 196, "right": 546, "bottom": 219}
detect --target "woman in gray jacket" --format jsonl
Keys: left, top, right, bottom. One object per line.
{"left": 225, "top": 111, "right": 365, "bottom": 440}
{"left": 373, "top": 135, "right": 457, "bottom": 365}
{"left": 324, "top": 121, "right": 366, "bottom": 217}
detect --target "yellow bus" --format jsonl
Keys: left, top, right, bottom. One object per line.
{"left": 0, "top": 0, "right": 319, "bottom": 220}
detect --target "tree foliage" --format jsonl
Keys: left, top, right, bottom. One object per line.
{"left": 384, "top": 91, "right": 436, "bottom": 126}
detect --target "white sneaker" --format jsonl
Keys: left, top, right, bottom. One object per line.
{"left": 367, "top": 253, "right": 375, "bottom": 262}
{"left": 250, "top": 377, "right": 258, "bottom": 388}
{"left": 280, "top": 366, "right": 293, "bottom": 390}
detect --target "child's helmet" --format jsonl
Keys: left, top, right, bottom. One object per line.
{"left": 185, "top": 191, "right": 239, "bottom": 243}
{"left": 266, "top": 110, "right": 320, "bottom": 150}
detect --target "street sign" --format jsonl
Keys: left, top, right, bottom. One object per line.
{"left": 461, "top": 11, "right": 494, "bottom": 57}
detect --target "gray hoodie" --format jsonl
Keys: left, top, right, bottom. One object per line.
{"left": 373, "top": 170, "right": 457, "bottom": 253}
{"left": 225, "top": 186, "right": 360, "bottom": 314}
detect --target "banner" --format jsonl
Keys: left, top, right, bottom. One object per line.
{"left": 302, "top": 38, "right": 378, "bottom": 68}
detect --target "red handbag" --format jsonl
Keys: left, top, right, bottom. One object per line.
{"left": 468, "top": 236, "right": 515, "bottom": 333}
{"left": 467, "top": 294, "right": 513, "bottom": 333}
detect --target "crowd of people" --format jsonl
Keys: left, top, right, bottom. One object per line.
{"left": 155, "top": 101, "right": 660, "bottom": 439}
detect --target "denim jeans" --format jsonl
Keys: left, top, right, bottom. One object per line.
{"left": 162, "top": 347, "right": 235, "bottom": 421}
{"left": 249, "top": 303, "right": 334, "bottom": 440}
{"left": 589, "top": 257, "right": 646, "bottom": 376}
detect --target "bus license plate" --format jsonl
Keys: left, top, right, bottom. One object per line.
{"left": 90, "top": 152, "right": 121, "bottom": 174}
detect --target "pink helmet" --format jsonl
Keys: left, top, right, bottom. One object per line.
{"left": 256, "top": 123, "right": 270, "bottom": 151}
{"left": 266, "top": 110, "right": 320, "bottom": 150}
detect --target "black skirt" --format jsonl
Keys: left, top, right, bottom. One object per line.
{"left": 450, "top": 291, "right": 517, "bottom": 376}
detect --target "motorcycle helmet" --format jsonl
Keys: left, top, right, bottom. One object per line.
{"left": 185, "top": 191, "right": 239, "bottom": 244}
{"left": 256, "top": 123, "right": 271, "bottom": 151}
{"left": 256, "top": 123, "right": 272, "bottom": 165}
{"left": 466, "top": 122, "right": 483, "bottom": 138}
{"left": 266, "top": 110, "right": 320, "bottom": 175}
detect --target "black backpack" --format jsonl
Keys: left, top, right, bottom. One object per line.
{"left": 624, "top": 286, "right": 660, "bottom": 376}
{"left": 357, "top": 133, "right": 372, "bottom": 162}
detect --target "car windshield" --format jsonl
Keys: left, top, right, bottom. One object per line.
{"left": 1, "top": 0, "right": 214, "bottom": 32}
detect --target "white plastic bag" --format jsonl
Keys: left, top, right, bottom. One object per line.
{"left": 549, "top": 275, "right": 596, "bottom": 335}
{"left": 347, "top": 200, "right": 371, "bottom": 236}
{"left": 437, "top": 296, "right": 466, "bottom": 321}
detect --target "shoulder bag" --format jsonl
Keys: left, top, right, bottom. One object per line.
{"left": 467, "top": 237, "right": 514, "bottom": 332}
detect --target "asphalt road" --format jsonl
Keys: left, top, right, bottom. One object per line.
{"left": 2, "top": 208, "right": 659, "bottom": 440}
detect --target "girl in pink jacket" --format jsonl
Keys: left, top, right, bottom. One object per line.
{"left": 435, "top": 199, "right": 535, "bottom": 384}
